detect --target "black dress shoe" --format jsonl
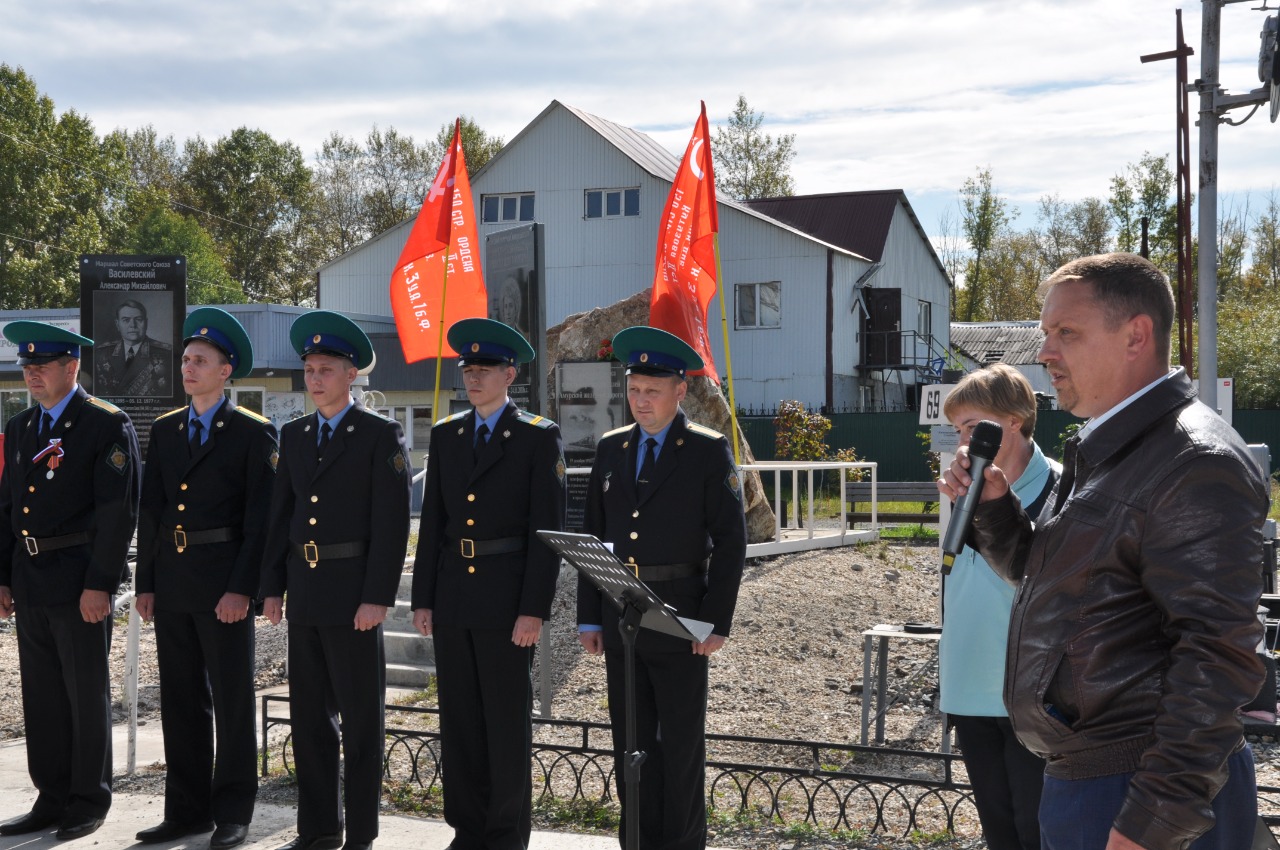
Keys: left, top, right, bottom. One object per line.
{"left": 210, "top": 823, "right": 250, "bottom": 849}
{"left": 55, "top": 815, "right": 105, "bottom": 840}
{"left": 0, "top": 810, "right": 59, "bottom": 835}
{"left": 275, "top": 834, "right": 343, "bottom": 850}
{"left": 136, "top": 819, "right": 216, "bottom": 843}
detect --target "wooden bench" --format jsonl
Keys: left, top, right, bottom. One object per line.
{"left": 845, "top": 480, "right": 941, "bottom": 526}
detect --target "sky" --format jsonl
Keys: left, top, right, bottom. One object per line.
{"left": 3, "top": 0, "right": 1277, "bottom": 243}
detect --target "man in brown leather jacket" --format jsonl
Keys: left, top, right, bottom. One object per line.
{"left": 941, "top": 253, "right": 1267, "bottom": 850}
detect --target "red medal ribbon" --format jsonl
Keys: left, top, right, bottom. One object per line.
{"left": 33, "top": 438, "right": 64, "bottom": 469}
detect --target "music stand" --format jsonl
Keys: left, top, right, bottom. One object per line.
{"left": 537, "top": 530, "right": 713, "bottom": 850}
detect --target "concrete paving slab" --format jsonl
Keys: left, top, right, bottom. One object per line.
{"left": 0, "top": 715, "right": 692, "bottom": 850}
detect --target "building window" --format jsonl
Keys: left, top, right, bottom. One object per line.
{"left": 917, "top": 300, "right": 933, "bottom": 346}
{"left": 585, "top": 188, "right": 640, "bottom": 219}
{"left": 735, "top": 281, "right": 781, "bottom": 329}
{"left": 0, "top": 390, "right": 30, "bottom": 431}
{"left": 481, "top": 192, "right": 535, "bottom": 224}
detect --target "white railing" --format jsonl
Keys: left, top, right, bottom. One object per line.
{"left": 739, "top": 461, "right": 880, "bottom": 556}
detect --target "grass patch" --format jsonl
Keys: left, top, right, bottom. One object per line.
{"left": 879, "top": 524, "right": 939, "bottom": 542}
{"left": 533, "top": 797, "right": 619, "bottom": 833}
{"left": 383, "top": 781, "right": 444, "bottom": 817}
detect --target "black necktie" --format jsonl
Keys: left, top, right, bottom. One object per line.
{"left": 189, "top": 419, "right": 203, "bottom": 454}
{"left": 474, "top": 423, "right": 490, "bottom": 461}
{"left": 637, "top": 437, "right": 657, "bottom": 498}
{"left": 39, "top": 411, "right": 52, "bottom": 439}
{"left": 318, "top": 422, "right": 332, "bottom": 460}
{"left": 125, "top": 347, "right": 136, "bottom": 369}
{"left": 1053, "top": 435, "right": 1080, "bottom": 515}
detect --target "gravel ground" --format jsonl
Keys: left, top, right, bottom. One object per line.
{"left": 3, "top": 532, "right": 1279, "bottom": 849}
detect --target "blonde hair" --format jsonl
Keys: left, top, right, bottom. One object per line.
{"left": 942, "top": 363, "right": 1037, "bottom": 440}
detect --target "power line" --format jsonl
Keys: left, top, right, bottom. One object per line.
{"left": 0, "top": 124, "right": 266, "bottom": 235}
{"left": 0, "top": 230, "right": 248, "bottom": 300}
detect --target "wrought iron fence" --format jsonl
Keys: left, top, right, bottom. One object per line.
{"left": 261, "top": 695, "right": 984, "bottom": 836}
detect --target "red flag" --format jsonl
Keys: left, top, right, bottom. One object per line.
{"left": 649, "top": 101, "right": 720, "bottom": 382}
{"left": 390, "top": 120, "right": 487, "bottom": 363}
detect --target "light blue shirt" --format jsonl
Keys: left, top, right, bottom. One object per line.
{"left": 39, "top": 388, "right": 77, "bottom": 429}
{"left": 186, "top": 397, "right": 225, "bottom": 446}
{"left": 473, "top": 402, "right": 508, "bottom": 447}
{"left": 938, "top": 441, "right": 1056, "bottom": 717}
{"left": 316, "top": 399, "right": 354, "bottom": 445}
{"left": 633, "top": 421, "right": 674, "bottom": 479}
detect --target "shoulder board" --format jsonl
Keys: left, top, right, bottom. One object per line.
{"left": 438, "top": 411, "right": 469, "bottom": 426}
{"left": 515, "top": 410, "right": 554, "bottom": 429}
{"left": 603, "top": 425, "right": 631, "bottom": 439}
{"left": 358, "top": 407, "right": 395, "bottom": 424}
{"left": 85, "top": 396, "right": 122, "bottom": 414}
{"left": 235, "top": 407, "right": 271, "bottom": 424}
{"left": 155, "top": 406, "right": 188, "bottom": 422}
{"left": 685, "top": 422, "right": 725, "bottom": 440}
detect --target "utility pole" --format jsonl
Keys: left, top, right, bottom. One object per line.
{"left": 1192, "top": 0, "right": 1273, "bottom": 414}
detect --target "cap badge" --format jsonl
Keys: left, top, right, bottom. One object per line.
{"left": 313, "top": 334, "right": 322, "bottom": 344}
{"left": 200, "top": 328, "right": 209, "bottom": 335}
{"left": 26, "top": 344, "right": 34, "bottom": 352}
{"left": 471, "top": 343, "right": 480, "bottom": 353}
{"left": 639, "top": 353, "right": 649, "bottom": 363}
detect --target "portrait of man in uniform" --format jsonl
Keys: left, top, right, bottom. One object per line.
{"left": 93, "top": 296, "right": 173, "bottom": 397}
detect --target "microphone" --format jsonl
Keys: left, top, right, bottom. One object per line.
{"left": 941, "top": 419, "right": 1003, "bottom": 575}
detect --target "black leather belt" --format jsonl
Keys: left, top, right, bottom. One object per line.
{"left": 22, "top": 531, "right": 90, "bottom": 556}
{"left": 629, "top": 560, "right": 709, "bottom": 581}
{"left": 447, "top": 536, "right": 526, "bottom": 559}
{"left": 164, "top": 525, "right": 238, "bottom": 552}
{"left": 291, "top": 540, "right": 369, "bottom": 568}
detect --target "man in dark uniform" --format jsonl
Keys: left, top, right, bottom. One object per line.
{"left": 0, "top": 321, "right": 141, "bottom": 841}
{"left": 134, "top": 307, "right": 278, "bottom": 849}
{"left": 94, "top": 299, "right": 173, "bottom": 397}
{"left": 576, "top": 326, "right": 746, "bottom": 850}
{"left": 411, "top": 318, "right": 566, "bottom": 850}
{"left": 261, "top": 310, "right": 411, "bottom": 850}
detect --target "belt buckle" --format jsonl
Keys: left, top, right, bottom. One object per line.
{"left": 24, "top": 536, "right": 38, "bottom": 556}
{"left": 304, "top": 542, "right": 319, "bottom": 569}
{"left": 173, "top": 528, "right": 187, "bottom": 553}
{"left": 459, "top": 538, "right": 475, "bottom": 559}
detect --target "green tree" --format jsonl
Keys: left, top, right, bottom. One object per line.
{"left": 180, "top": 127, "right": 316, "bottom": 303}
{"left": 312, "top": 131, "right": 372, "bottom": 256}
{"left": 957, "top": 167, "right": 1014, "bottom": 321}
{"left": 125, "top": 206, "right": 242, "bottom": 304}
{"left": 1108, "top": 152, "right": 1177, "bottom": 277}
{"left": 712, "top": 95, "right": 797, "bottom": 201}
{"left": 983, "top": 231, "right": 1044, "bottom": 320}
{"left": 362, "top": 125, "right": 433, "bottom": 235}
{"left": 1217, "top": 285, "right": 1280, "bottom": 407}
{"left": 425, "top": 115, "right": 504, "bottom": 178}
{"left": 0, "top": 64, "right": 128, "bottom": 308}
{"left": 1246, "top": 191, "right": 1280, "bottom": 289}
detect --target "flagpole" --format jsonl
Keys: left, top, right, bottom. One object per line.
{"left": 711, "top": 234, "right": 741, "bottom": 466}
{"left": 430, "top": 254, "right": 451, "bottom": 420}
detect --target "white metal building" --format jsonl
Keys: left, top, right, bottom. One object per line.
{"left": 318, "top": 101, "right": 952, "bottom": 412}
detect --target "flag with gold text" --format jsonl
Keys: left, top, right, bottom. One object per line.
{"left": 649, "top": 101, "right": 719, "bottom": 382}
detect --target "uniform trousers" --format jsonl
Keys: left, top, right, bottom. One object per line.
{"left": 603, "top": 647, "right": 709, "bottom": 850}
{"left": 433, "top": 624, "right": 535, "bottom": 850}
{"left": 154, "top": 609, "right": 257, "bottom": 825}
{"left": 287, "top": 622, "right": 386, "bottom": 842}
{"left": 950, "top": 714, "right": 1043, "bottom": 850}
{"left": 16, "top": 600, "right": 114, "bottom": 820}
{"left": 1039, "top": 744, "right": 1256, "bottom": 850}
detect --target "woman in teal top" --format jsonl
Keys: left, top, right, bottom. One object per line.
{"left": 938, "top": 364, "right": 1059, "bottom": 850}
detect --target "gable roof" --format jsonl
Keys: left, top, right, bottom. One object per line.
{"left": 471, "top": 100, "right": 869, "bottom": 262}
{"left": 950, "top": 321, "right": 1044, "bottom": 366}
{"left": 744, "top": 190, "right": 950, "bottom": 283}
